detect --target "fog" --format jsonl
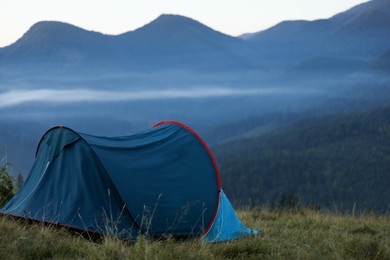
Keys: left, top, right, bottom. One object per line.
{"left": 0, "top": 87, "right": 318, "bottom": 108}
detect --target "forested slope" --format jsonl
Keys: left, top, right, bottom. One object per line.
{"left": 214, "top": 105, "right": 390, "bottom": 213}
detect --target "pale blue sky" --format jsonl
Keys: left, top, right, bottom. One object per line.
{"left": 1, "top": 0, "right": 368, "bottom": 47}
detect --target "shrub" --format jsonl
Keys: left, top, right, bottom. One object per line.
{"left": 0, "top": 163, "right": 14, "bottom": 208}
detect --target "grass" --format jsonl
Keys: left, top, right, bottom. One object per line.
{"left": 0, "top": 208, "right": 389, "bottom": 259}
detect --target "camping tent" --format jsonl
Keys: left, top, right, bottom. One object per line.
{"left": 0, "top": 121, "right": 258, "bottom": 242}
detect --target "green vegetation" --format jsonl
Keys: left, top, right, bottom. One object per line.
{"left": 215, "top": 105, "right": 390, "bottom": 213}
{"left": 0, "top": 208, "right": 388, "bottom": 259}
{"left": 0, "top": 161, "right": 24, "bottom": 208}
{"left": 0, "top": 162, "right": 14, "bottom": 208}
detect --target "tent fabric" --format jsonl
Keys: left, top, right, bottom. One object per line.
{"left": 2, "top": 127, "right": 137, "bottom": 237}
{"left": 202, "top": 190, "right": 259, "bottom": 242}
{"left": 0, "top": 121, "right": 258, "bottom": 241}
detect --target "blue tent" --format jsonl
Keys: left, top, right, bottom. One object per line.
{"left": 0, "top": 121, "right": 258, "bottom": 241}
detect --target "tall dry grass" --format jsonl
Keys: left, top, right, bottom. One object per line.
{"left": 0, "top": 208, "right": 388, "bottom": 259}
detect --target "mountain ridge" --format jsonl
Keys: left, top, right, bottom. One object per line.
{"left": 243, "top": 0, "right": 390, "bottom": 65}
{"left": 1, "top": 0, "right": 389, "bottom": 73}
{"left": 0, "top": 14, "right": 259, "bottom": 71}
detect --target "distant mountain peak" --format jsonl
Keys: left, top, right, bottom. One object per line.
{"left": 10, "top": 20, "right": 105, "bottom": 49}
{"left": 134, "top": 13, "right": 211, "bottom": 33}
{"left": 30, "top": 20, "right": 76, "bottom": 29}
{"left": 154, "top": 14, "right": 197, "bottom": 23}
{"left": 123, "top": 13, "right": 236, "bottom": 42}
{"left": 26, "top": 21, "right": 86, "bottom": 36}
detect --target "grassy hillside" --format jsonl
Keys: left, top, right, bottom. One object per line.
{"left": 214, "top": 105, "right": 390, "bottom": 213}
{"left": 0, "top": 209, "right": 388, "bottom": 259}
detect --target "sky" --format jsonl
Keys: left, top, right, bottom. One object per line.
{"left": 1, "top": 0, "right": 369, "bottom": 47}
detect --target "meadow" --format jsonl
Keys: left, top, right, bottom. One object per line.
{"left": 0, "top": 208, "right": 388, "bottom": 259}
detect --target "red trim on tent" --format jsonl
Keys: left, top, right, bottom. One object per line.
{"left": 152, "top": 120, "right": 221, "bottom": 237}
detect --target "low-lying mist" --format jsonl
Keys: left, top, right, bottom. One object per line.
{"left": 0, "top": 87, "right": 319, "bottom": 108}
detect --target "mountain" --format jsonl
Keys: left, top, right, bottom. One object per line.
{"left": 326, "top": 1, "right": 390, "bottom": 58}
{"left": 213, "top": 104, "right": 390, "bottom": 213}
{"left": 242, "top": 19, "right": 337, "bottom": 65}
{"left": 290, "top": 56, "right": 369, "bottom": 76}
{"left": 1, "top": 1, "right": 390, "bottom": 75}
{"left": 115, "top": 14, "right": 258, "bottom": 70}
{"left": 0, "top": 15, "right": 258, "bottom": 73}
{"left": 244, "top": 0, "right": 390, "bottom": 67}
{"left": 1, "top": 21, "right": 112, "bottom": 64}
{"left": 331, "top": 0, "right": 390, "bottom": 23}
{"left": 372, "top": 50, "right": 390, "bottom": 71}
{"left": 120, "top": 14, "right": 242, "bottom": 51}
